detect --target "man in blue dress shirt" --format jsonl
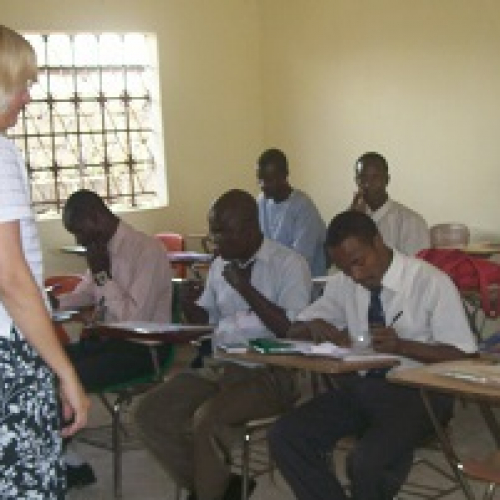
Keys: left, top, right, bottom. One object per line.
{"left": 256, "top": 148, "right": 327, "bottom": 276}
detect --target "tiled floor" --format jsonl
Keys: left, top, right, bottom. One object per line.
{"left": 67, "top": 348, "right": 500, "bottom": 500}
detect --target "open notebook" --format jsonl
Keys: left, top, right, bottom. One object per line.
{"left": 220, "top": 338, "right": 399, "bottom": 362}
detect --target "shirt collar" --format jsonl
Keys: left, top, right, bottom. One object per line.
{"left": 367, "top": 197, "right": 393, "bottom": 222}
{"left": 220, "top": 238, "right": 273, "bottom": 268}
{"left": 381, "top": 249, "right": 405, "bottom": 293}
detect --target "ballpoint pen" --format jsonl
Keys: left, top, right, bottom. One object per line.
{"left": 389, "top": 311, "right": 403, "bottom": 327}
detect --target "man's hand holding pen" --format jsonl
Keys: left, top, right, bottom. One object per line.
{"left": 371, "top": 311, "right": 403, "bottom": 354}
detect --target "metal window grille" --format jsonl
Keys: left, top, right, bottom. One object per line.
{"left": 10, "top": 32, "right": 165, "bottom": 216}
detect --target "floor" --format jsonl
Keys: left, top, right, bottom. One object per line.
{"left": 67, "top": 347, "right": 500, "bottom": 500}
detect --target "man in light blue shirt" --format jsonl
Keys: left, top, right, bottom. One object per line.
{"left": 135, "top": 189, "right": 311, "bottom": 500}
{"left": 257, "top": 148, "right": 327, "bottom": 276}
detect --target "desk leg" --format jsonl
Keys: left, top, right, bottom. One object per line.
{"left": 462, "top": 296, "right": 485, "bottom": 342}
{"left": 148, "top": 346, "right": 161, "bottom": 380}
{"left": 420, "top": 389, "right": 477, "bottom": 500}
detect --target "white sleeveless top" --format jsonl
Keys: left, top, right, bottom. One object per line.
{"left": 0, "top": 134, "right": 47, "bottom": 339}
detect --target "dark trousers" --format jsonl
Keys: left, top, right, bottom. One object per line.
{"left": 268, "top": 375, "right": 452, "bottom": 500}
{"left": 66, "top": 337, "right": 172, "bottom": 391}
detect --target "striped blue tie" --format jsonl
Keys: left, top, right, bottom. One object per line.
{"left": 368, "top": 286, "right": 385, "bottom": 327}
{"left": 366, "top": 286, "right": 389, "bottom": 378}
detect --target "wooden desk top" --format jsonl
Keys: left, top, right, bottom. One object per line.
{"left": 218, "top": 350, "right": 399, "bottom": 374}
{"left": 167, "top": 251, "right": 212, "bottom": 264}
{"left": 461, "top": 243, "right": 500, "bottom": 258}
{"left": 87, "top": 322, "right": 214, "bottom": 343}
{"left": 389, "top": 359, "right": 500, "bottom": 402}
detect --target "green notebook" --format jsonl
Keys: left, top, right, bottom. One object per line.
{"left": 249, "top": 338, "right": 300, "bottom": 354}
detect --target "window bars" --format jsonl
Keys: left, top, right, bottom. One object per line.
{"left": 10, "top": 33, "right": 164, "bottom": 215}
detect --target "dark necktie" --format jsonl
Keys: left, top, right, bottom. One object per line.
{"left": 368, "top": 286, "right": 385, "bottom": 327}
{"left": 366, "top": 286, "right": 389, "bottom": 379}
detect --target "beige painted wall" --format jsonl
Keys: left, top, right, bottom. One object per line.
{"left": 3, "top": 0, "right": 500, "bottom": 276}
{"left": 1, "top": 0, "right": 263, "bottom": 275}
{"left": 260, "top": 0, "right": 500, "bottom": 241}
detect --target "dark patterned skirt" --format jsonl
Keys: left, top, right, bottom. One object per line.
{"left": 0, "top": 327, "right": 65, "bottom": 499}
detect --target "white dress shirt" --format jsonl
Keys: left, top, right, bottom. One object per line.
{"left": 0, "top": 136, "right": 48, "bottom": 339}
{"left": 367, "top": 198, "right": 430, "bottom": 256}
{"left": 198, "top": 238, "right": 312, "bottom": 349}
{"left": 297, "top": 250, "right": 477, "bottom": 370}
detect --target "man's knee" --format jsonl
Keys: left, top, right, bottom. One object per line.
{"left": 135, "top": 383, "right": 179, "bottom": 438}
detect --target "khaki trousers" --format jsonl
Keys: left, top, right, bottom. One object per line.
{"left": 134, "top": 360, "right": 296, "bottom": 500}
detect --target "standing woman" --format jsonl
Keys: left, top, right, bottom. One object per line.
{"left": 0, "top": 26, "right": 89, "bottom": 498}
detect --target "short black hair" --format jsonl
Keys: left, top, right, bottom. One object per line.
{"left": 326, "top": 210, "right": 379, "bottom": 248}
{"left": 355, "top": 152, "right": 389, "bottom": 175}
{"left": 257, "top": 148, "right": 289, "bottom": 176}
{"left": 63, "top": 189, "right": 111, "bottom": 230}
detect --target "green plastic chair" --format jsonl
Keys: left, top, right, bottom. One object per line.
{"left": 78, "top": 279, "right": 182, "bottom": 498}
{"left": 80, "top": 345, "right": 176, "bottom": 499}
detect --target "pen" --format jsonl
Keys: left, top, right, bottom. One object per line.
{"left": 389, "top": 311, "right": 403, "bottom": 327}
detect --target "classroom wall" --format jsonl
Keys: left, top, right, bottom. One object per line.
{"left": 259, "top": 0, "right": 500, "bottom": 240}
{"left": 0, "top": 0, "right": 263, "bottom": 275}
{"left": 3, "top": 0, "right": 500, "bottom": 276}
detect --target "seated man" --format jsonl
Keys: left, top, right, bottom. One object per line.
{"left": 257, "top": 148, "right": 327, "bottom": 276}
{"left": 134, "top": 189, "right": 312, "bottom": 500}
{"left": 268, "top": 210, "right": 476, "bottom": 500}
{"left": 51, "top": 189, "right": 173, "bottom": 485}
{"left": 351, "top": 152, "right": 430, "bottom": 255}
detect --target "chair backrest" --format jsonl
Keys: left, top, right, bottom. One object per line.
{"left": 155, "top": 232, "right": 185, "bottom": 252}
{"left": 430, "top": 223, "right": 470, "bottom": 249}
{"left": 155, "top": 233, "right": 186, "bottom": 278}
{"left": 45, "top": 274, "right": 83, "bottom": 295}
{"left": 44, "top": 274, "right": 83, "bottom": 344}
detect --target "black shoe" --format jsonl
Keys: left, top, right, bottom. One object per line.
{"left": 66, "top": 463, "right": 96, "bottom": 490}
{"left": 223, "top": 473, "right": 257, "bottom": 500}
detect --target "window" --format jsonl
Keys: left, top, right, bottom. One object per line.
{"left": 10, "top": 32, "right": 166, "bottom": 216}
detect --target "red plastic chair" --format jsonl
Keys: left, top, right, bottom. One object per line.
{"left": 154, "top": 232, "right": 187, "bottom": 278}
{"left": 45, "top": 274, "right": 83, "bottom": 344}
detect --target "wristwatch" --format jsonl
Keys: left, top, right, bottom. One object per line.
{"left": 93, "top": 270, "right": 109, "bottom": 286}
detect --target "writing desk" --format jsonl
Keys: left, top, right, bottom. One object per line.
{"left": 462, "top": 243, "right": 500, "bottom": 259}
{"left": 389, "top": 359, "right": 500, "bottom": 500}
{"left": 86, "top": 321, "right": 214, "bottom": 379}
{"left": 86, "top": 321, "right": 213, "bottom": 344}
{"left": 218, "top": 349, "right": 399, "bottom": 374}
{"left": 59, "top": 245, "right": 212, "bottom": 279}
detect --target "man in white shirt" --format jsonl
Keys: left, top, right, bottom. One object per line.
{"left": 135, "top": 189, "right": 311, "bottom": 500}
{"left": 351, "top": 152, "right": 430, "bottom": 255}
{"left": 268, "top": 210, "right": 476, "bottom": 500}
{"left": 257, "top": 148, "right": 327, "bottom": 276}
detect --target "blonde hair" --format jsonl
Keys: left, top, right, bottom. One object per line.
{"left": 0, "top": 25, "right": 37, "bottom": 112}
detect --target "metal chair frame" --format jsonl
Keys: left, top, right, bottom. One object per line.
{"left": 77, "top": 345, "right": 176, "bottom": 499}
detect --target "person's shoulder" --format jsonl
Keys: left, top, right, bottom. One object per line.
{"left": 263, "top": 238, "right": 308, "bottom": 264}
{"left": 120, "top": 222, "right": 167, "bottom": 255}
{"left": 290, "top": 190, "right": 324, "bottom": 220}
{"left": 390, "top": 199, "right": 425, "bottom": 220}
{"left": 402, "top": 251, "right": 454, "bottom": 285}
{"left": 291, "top": 189, "right": 319, "bottom": 208}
